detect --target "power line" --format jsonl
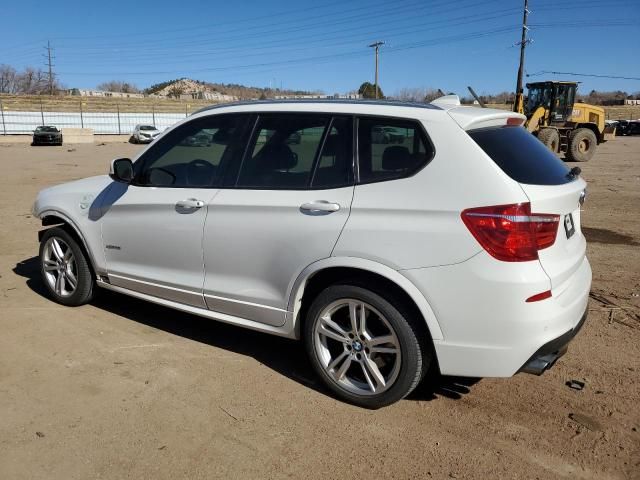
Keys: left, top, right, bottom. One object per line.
{"left": 530, "top": 20, "right": 636, "bottom": 27}
{"left": 50, "top": 0, "right": 495, "bottom": 54}
{"left": 57, "top": 26, "right": 518, "bottom": 76}
{"left": 528, "top": 71, "right": 640, "bottom": 81}
{"left": 50, "top": 8, "right": 521, "bottom": 68}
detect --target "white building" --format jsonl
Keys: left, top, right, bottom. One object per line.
{"left": 67, "top": 88, "right": 145, "bottom": 98}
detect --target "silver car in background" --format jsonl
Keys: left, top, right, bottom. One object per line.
{"left": 132, "top": 124, "right": 161, "bottom": 144}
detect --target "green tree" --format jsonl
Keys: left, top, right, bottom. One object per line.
{"left": 358, "top": 82, "right": 384, "bottom": 99}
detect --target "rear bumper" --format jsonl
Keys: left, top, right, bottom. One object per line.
{"left": 519, "top": 309, "right": 587, "bottom": 375}
{"left": 401, "top": 252, "right": 592, "bottom": 377}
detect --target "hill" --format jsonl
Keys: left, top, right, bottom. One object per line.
{"left": 144, "top": 77, "right": 320, "bottom": 100}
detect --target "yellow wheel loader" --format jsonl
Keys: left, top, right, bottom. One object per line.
{"left": 515, "top": 81, "right": 615, "bottom": 162}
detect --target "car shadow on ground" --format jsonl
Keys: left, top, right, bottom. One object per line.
{"left": 14, "top": 255, "right": 480, "bottom": 404}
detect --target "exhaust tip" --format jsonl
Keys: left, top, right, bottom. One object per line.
{"left": 520, "top": 349, "right": 566, "bottom": 375}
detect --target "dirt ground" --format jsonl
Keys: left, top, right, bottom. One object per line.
{"left": 0, "top": 137, "right": 638, "bottom": 480}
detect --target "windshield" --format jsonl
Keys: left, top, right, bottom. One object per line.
{"left": 525, "top": 86, "right": 551, "bottom": 116}
{"left": 140, "top": 125, "right": 157, "bottom": 131}
{"left": 36, "top": 126, "right": 59, "bottom": 132}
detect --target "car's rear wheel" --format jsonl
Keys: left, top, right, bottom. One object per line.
{"left": 304, "top": 284, "right": 428, "bottom": 408}
{"left": 39, "top": 227, "right": 95, "bottom": 306}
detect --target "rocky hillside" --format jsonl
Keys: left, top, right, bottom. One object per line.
{"left": 146, "top": 78, "right": 209, "bottom": 97}
{"left": 144, "top": 78, "right": 320, "bottom": 100}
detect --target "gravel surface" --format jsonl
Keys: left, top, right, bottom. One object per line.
{"left": 0, "top": 138, "right": 638, "bottom": 479}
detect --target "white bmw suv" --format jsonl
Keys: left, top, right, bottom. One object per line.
{"left": 32, "top": 99, "right": 591, "bottom": 408}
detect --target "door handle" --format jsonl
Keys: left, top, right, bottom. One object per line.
{"left": 176, "top": 198, "right": 205, "bottom": 209}
{"left": 300, "top": 201, "right": 340, "bottom": 213}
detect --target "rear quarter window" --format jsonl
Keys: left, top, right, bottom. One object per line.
{"left": 469, "top": 126, "right": 572, "bottom": 186}
{"left": 357, "top": 116, "right": 434, "bottom": 184}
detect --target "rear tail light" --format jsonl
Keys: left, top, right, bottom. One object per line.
{"left": 461, "top": 203, "right": 559, "bottom": 262}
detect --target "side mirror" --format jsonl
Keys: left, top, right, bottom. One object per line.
{"left": 109, "top": 158, "right": 134, "bottom": 183}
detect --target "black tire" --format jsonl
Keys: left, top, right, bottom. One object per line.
{"left": 537, "top": 128, "right": 559, "bottom": 153}
{"left": 565, "top": 128, "right": 597, "bottom": 162}
{"left": 39, "top": 227, "right": 95, "bottom": 306}
{"left": 303, "top": 284, "right": 429, "bottom": 409}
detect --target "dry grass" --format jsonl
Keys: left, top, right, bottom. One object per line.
{"left": 2, "top": 95, "right": 639, "bottom": 119}
{"left": 0, "top": 94, "right": 214, "bottom": 113}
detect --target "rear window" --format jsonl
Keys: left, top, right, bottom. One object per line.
{"left": 468, "top": 126, "right": 572, "bottom": 185}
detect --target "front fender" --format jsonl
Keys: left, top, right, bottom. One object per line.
{"left": 37, "top": 209, "right": 105, "bottom": 276}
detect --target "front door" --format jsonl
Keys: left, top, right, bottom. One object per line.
{"left": 202, "top": 114, "right": 355, "bottom": 326}
{"left": 101, "top": 113, "right": 251, "bottom": 308}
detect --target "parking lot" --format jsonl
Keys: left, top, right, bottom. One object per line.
{"left": 0, "top": 137, "right": 638, "bottom": 479}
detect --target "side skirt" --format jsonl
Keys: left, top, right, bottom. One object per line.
{"left": 96, "top": 279, "right": 297, "bottom": 339}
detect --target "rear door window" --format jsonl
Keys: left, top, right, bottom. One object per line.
{"left": 236, "top": 114, "right": 330, "bottom": 189}
{"left": 468, "top": 126, "right": 572, "bottom": 186}
{"left": 357, "top": 117, "right": 433, "bottom": 184}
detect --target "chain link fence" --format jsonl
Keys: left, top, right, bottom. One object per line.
{"left": 0, "top": 97, "right": 213, "bottom": 135}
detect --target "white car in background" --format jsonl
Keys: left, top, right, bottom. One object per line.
{"left": 131, "top": 124, "right": 161, "bottom": 143}
{"left": 32, "top": 99, "right": 591, "bottom": 408}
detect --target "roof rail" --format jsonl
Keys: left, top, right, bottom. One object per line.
{"left": 193, "top": 98, "right": 442, "bottom": 115}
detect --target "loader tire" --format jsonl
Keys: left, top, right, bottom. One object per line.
{"left": 566, "top": 128, "right": 597, "bottom": 162}
{"left": 537, "top": 128, "right": 560, "bottom": 153}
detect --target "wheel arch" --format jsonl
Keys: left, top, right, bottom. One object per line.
{"left": 39, "top": 210, "right": 100, "bottom": 277}
{"left": 287, "top": 257, "right": 444, "bottom": 342}
{"left": 574, "top": 123, "right": 601, "bottom": 143}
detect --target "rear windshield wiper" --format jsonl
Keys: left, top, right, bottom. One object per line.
{"left": 566, "top": 166, "right": 581, "bottom": 179}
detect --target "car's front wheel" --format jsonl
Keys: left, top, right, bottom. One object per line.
{"left": 39, "top": 227, "right": 95, "bottom": 306}
{"left": 304, "top": 284, "right": 428, "bottom": 408}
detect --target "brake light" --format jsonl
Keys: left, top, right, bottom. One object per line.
{"left": 506, "top": 117, "right": 524, "bottom": 126}
{"left": 461, "top": 203, "right": 559, "bottom": 262}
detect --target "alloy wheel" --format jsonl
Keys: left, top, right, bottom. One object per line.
{"left": 42, "top": 237, "right": 78, "bottom": 297}
{"left": 313, "top": 299, "right": 402, "bottom": 396}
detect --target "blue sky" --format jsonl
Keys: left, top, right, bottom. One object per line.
{"left": 1, "top": 0, "right": 639, "bottom": 96}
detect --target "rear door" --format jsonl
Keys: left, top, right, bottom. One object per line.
{"left": 202, "top": 113, "right": 355, "bottom": 326}
{"left": 468, "top": 126, "right": 587, "bottom": 289}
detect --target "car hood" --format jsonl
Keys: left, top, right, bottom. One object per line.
{"left": 34, "top": 131, "right": 61, "bottom": 136}
{"left": 139, "top": 130, "right": 160, "bottom": 135}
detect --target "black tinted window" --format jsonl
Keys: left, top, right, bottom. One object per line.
{"left": 237, "top": 114, "right": 330, "bottom": 189}
{"left": 358, "top": 117, "right": 433, "bottom": 183}
{"left": 135, "top": 114, "right": 249, "bottom": 188}
{"left": 469, "top": 126, "right": 572, "bottom": 185}
{"left": 312, "top": 116, "right": 353, "bottom": 188}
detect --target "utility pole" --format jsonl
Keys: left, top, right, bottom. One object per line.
{"left": 368, "top": 41, "right": 384, "bottom": 99}
{"left": 514, "top": 0, "right": 530, "bottom": 113}
{"left": 44, "top": 40, "right": 55, "bottom": 96}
